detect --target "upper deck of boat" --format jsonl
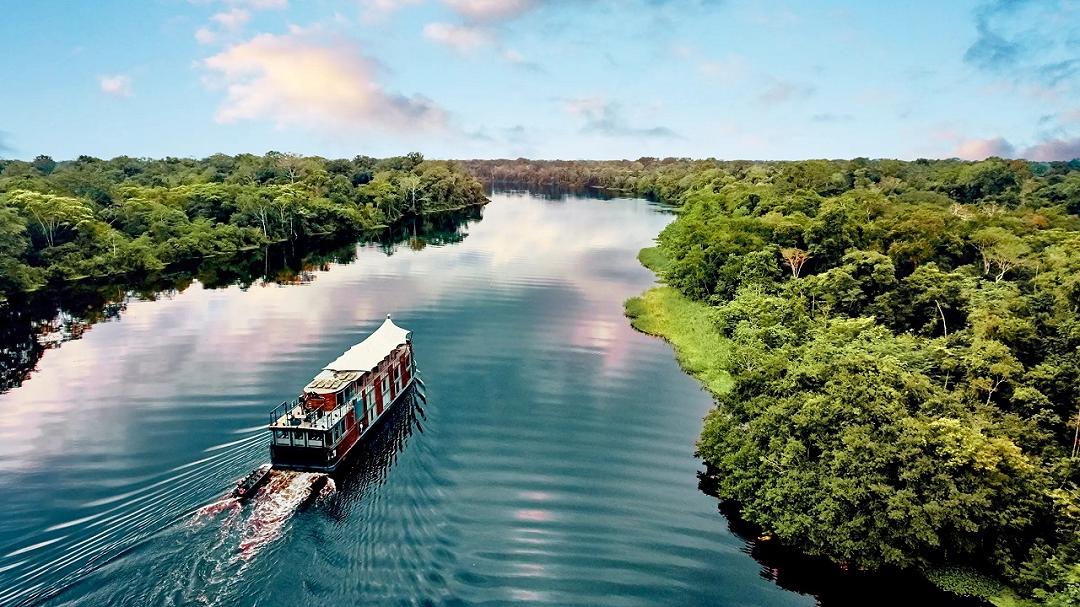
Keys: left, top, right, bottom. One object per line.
{"left": 268, "top": 315, "right": 412, "bottom": 431}
{"left": 270, "top": 399, "right": 348, "bottom": 431}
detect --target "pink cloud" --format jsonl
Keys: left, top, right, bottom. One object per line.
{"left": 953, "top": 137, "right": 1015, "bottom": 160}
{"left": 1022, "top": 137, "right": 1080, "bottom": 161}
{"left": 950, "top": 135, "right": 1080, "bottom": 161}
{"left": 443, "top": 0, "right": 538, "bottom": 22}
{"left": 227, "top": 0, "right": 287, "bottom": 9}
{"left": 99, "top": 74, "right": 133, "bottom": 97}
{"left": 202, "top": 30, "right": 447, "bottom": 132}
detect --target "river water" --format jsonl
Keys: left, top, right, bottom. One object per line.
{"left": 0, "top": 192, "right": 973, "bottom": 606}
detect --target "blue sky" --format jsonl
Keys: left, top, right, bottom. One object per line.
{"left": 0, "top": 0, "right": 1077, "bottom": 161}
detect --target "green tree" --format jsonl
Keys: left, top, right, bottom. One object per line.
{"left": 31, "top": 154, "right": 57, "bottom": 176}
{"left": 6, "top": 189, "right": 94, "bottom": 247}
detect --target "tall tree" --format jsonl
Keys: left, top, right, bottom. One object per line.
{"left": 6, "top": 189, "right": 93, "bottom": 247}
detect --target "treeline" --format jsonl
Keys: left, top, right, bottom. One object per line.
{"left": 464, "top": 156, "right": 1080, "bottom": 207}
{"left": 0, "top": 206, "right": 483, "bottom": 394}
{"left": 463, "top": 157, "right": 726, "bottom": 200}
{"left": 0, "top": 152, "right": 487, "bottom": 299}
{"left": 614, "top": 157, "right": 1080, "bottom": 604}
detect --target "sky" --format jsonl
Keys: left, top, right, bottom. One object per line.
{"left": 0, "top": 0, "right": 1078, "bottom": 161}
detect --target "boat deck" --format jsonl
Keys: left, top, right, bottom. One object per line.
{"left": 269, "top": 401, "right": 349, "bottom": 431}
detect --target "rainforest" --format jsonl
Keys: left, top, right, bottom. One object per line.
{"left": 0, "top": 152, "right": 487, "bottom": 300}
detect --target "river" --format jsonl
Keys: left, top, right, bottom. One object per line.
{"left": 0, "top": 192, "right": 975, "bottom": 606}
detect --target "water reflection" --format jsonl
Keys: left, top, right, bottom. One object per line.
{"left": 0, "top": 207, "right": 483, "bottom": 395}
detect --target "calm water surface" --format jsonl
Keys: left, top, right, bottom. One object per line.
{"left": 0, "top": 193, "right": 971, "bottom": 606}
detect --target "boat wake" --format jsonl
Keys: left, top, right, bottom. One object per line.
{"left": 139, "top": 468, "right": 337, "bottom": 606}
{"left": 193, "top": 468, "right": 333, "bottom": 563}
{"left": 0, "top": 432, "right": 269, "bottom": 607}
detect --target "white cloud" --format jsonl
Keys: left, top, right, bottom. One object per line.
{"left": 699, "top": 55, "right": 747, "bottom": 81}
{"left": 670, "top": 45, "right": 747, "bottom": 83}
{"left": 201, "top": 30, "right": 447, "bottom": 132}
{"left": 195, "top": 27, "right": 218, "bottom": 44}
{"left": 501, "top": 48, "right": 542, "bottom": 71}
{"left": 422, "top": 22, "right": 492, "bottom": 52}
{"left": 756, "top": 79, "right": 815, "bottom": 106}
{"left": 212, "top": 8, "right": 251, "bottom": 29}
{"left": 196, "top": 6, "right": 254, "bottom": 45}
{"left": 362, "top": 0, "right": 424, "bottom": 20}
{"left": 563, "top": 96, "right": 677, "bottom": 138}
{"left": 99, "top": 74, "right": 133, "bottom": 97}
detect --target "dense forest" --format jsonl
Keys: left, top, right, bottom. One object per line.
{"left": 470, "top": 157, "right": 1080, "bottom": 605}
{"left": 0, "top": 152, "right": 487, "bottom": 300}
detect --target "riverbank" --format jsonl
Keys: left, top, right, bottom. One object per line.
{"left": 623, "top": 247, "right": 731, "bottom": 397}
{"left": 624, "top": 245, "right": 1040, "bottom": 607}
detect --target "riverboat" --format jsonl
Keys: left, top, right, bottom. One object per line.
{"left": 268, "top": 315, "right": 417, "bottom": 473}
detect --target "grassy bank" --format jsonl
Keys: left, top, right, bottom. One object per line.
{"left": 623, "top": 247, "right": 732, "bottom": 396}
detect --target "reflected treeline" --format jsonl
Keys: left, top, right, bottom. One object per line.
{"left": 373, "top": 205, "right": 483, "bottom": 254}
{"left": 696, "top": 471, "right": 988, "bottom": 607}
{"left": 0, "top": 208, "right": 483, "bottom": 394}
{"left": 490, "top": 182, "right": 624, "bottom": 201}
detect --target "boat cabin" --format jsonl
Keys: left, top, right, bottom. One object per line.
{"left": 268, "top": 315, "right": 414, "bottom": 472}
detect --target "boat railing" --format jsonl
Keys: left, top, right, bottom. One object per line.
{"left": 269, "top": 398, "right": 342, "bottom": 430}
{"left": 269, "top": 398, "right": 301, "bottom": 425}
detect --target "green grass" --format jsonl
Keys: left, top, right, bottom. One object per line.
{"left": 637, "top": 246, "right": 672, "bottom": 274}
{"left": 625, "top": 246, "right": 732, "bottom": 396}
{"left": 925, "top": 566, "right": 1040, "bottom": 607}
{"left": 988, "top": 592, "right": 1040, "bottom": 607}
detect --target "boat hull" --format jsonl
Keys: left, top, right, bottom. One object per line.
{"left": 269, "top": 378, "right": 415, "bottom": 473}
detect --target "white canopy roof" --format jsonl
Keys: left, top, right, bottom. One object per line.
{"left": 324, "top": 315, "right": 411, "bottom": 373}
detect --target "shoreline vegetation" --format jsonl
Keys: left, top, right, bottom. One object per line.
{"left": 0, "top": 206, "right": 483, "bottom": 395}
{"left": 626, "top": 247, "right": 1033, "bottom": 607}
{"left": 624, "top": 247, "right": 732, "bottom": 397}
{"left": 0, "top": 152, "right": 487, "bottom": 302}
{"left": 465, "top": 157, "right": 1080, "bottom": 606}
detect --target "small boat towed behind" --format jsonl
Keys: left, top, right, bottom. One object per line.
{"left": 232, "top": 464, "right": 271, "bottom": 499}
{"left": 267, "top": 315, "right": 417, "bottom": 473}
